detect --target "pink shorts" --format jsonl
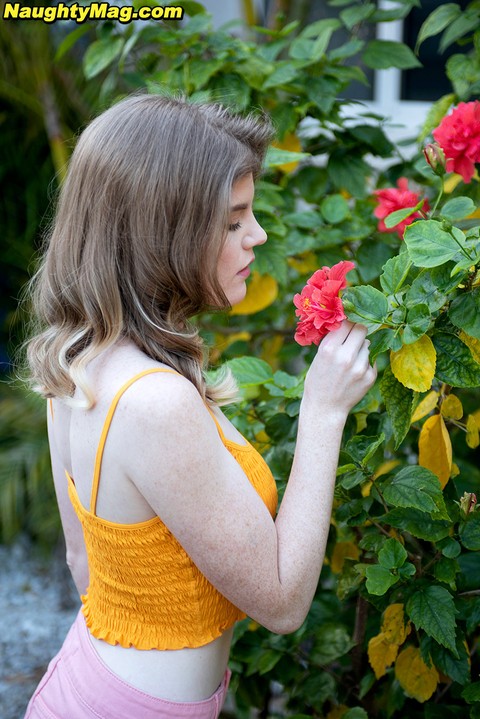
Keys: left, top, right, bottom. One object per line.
{"left": 24, "top": 611, "right": 231, "bottom": 719}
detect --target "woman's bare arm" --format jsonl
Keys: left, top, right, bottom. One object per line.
{"left": 125, "top": 321, "right": 376, "bottom": 634}
{"left": 47, "top": 410, "right": 89, "bottom": 596}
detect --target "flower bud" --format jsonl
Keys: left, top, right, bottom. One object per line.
{"left": 459, "top": 491, "right": 477, "bottom": 514}
{"left": 423, "top": 143, "right": 447, "bottom": 176}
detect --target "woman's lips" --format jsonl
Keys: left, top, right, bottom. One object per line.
{"left": 237, "top": 265, "right": 251, "bottom": 278}
{"left": 237, "top": 256, "right": 255, "bottom": 278}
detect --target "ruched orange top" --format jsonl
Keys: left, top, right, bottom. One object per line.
{"left": 64, "top": 368, "right": 278, "bottom": 650}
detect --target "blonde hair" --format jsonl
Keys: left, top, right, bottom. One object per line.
{"left": 23, "top": 94, "right": 274, "bottom": 407}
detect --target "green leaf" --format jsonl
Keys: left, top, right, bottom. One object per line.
{"left": 262, "top": 62, "right": 298, "bottom": 89}
{"left": 415, "top": 3, "right": 462, "bottom": 52}
{"left": 311, "top": 624, "right": 354, "bottom": 663}
{"left": 440, "top": 8, "right": 480, "bottom": 53}
{"left": 378, "top": 538, "right": 408, "bottom": 569}
{"left": 356, "top": 241, "right": 394, "bottom": 283}
{"left": 265, "top": 413, "right": 295, "bottom": 442}
{"left": 459, "top": 514, "right": 480, "bottom": 551}
{"left": 434, "top": 556, "right": 459, "bottom": 588}
{"left": 340, "top": 3, "right": 375, "bottom": 30}
{"left": 226, "top": 357, "right": 273, "bottom": 386}
{"left": 329, "top": 38, "right": 365, "bottom": 62}
{"left": 264, "top": 146, "right": 310, "bottom": 168}
{"left": 342, "top": 286, "right": 389, "bottom": 332}
{"left": 398, "top": 562, "right": 416, "bottom": 578}
{"left": 441, "top": 196, "right": 477, "bottom": 221}
{"left": 83, "top": 37, "right": 125, "bottom": 79}
{"left": 365, "top": 565, "right": 399, "bottom": 595}
{"left": 188, "top": 57, "right": 224, "bottom": 89}
{"left": 345, "top": 434, "right": 385, "bottom": 467}
{"left": 362, "top": 40, "right": 422, "bottom": 70}
{"left": 384, "top": 204, "right": 421, "bottom": 230}
{"left": 349, "top": 124, "right": 395, "bottom": 158}
{"left": 380, "top": 365, "right": 416, "bottom": 448}
{"left": 433, "top": 332, "right": 480, "bottom": 388}
{"left": 405, "top": 269, "right": 449, "bottom": 313}
{"left": 380, "top": 466, "right": 449, "bottom": 519}
{"left": 54, "top": 25, "right": 91, "bottom": 62}
{"left": 290, "top": 19, "right": 340, "bottom": 62}
{"left": 462, "top": 682, "right": 480, "bottom": 703}
{"left": 406, "top": 585, "right": 458, "bottom": 654}
{"left": 344, "top": 709, "right": 369, "bottom": 719}
{"left": 327, "top": 152, "right": 370, "bottom": 198}
{"left": 425, "top": 634, "right": 471, "bottom": 685}
{"left": 419, "top": 93, "right": 456, "bottom": 143}
{"left": 369, "top": 328, "right": 395, "bottom": 362}
{"left": 403, "top": 304, "right": 432, "bottom": 344}
{"left": 404, "top": 220, "right": 463, "bottom": 268}
{"left": 440, "top": 538, "right": 461, "bottom": 558}
{"left": 384, "top": 508, "right": 452, "bottom": 541}
{"left": 299, "top": 17, "right": 341, "bottom": 40}
{"left": 449, "top": 291, "right": 480, "bottom": 341}
{"left": 320, "top": 194, "right": 349, "bottom": 224}
{"left": 380, "top": 252, "right": 412, "bottom": 294}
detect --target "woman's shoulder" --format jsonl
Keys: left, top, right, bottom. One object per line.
{"left": 94, "top": 342, "right": 206, "bottom": 425}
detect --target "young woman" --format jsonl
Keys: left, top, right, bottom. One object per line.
{"left": 23, "top": 94, "right": 376, "bottom": 719}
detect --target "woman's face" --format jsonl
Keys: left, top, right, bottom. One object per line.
{"left": 217, "top": 174, "right": 267, "bottom": 306}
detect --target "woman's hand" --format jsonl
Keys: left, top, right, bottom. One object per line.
{"left": 303, "top": 320, "right": 377, "bottom": 420}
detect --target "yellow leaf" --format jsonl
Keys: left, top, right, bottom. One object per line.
{"left": 330, "top": 541, "right": 360, "bottom": 574}
{"left": 253, "top": 429, "right": 271, "bottom": 452}
{"left": 443, "top": 173, "right": 463, "bottom": 193}
{"left": 355, "top": 411, "right": 368, "bottom": 433}
{"left": 381, "top": 604, "right": 410, "bottom": 646}
{"left": 390, "top": 336, "right": 436, "bottom": 392}
{"left": 466, "top": 415, "right": 480, "bottom": 449}
{"left": 471, "top": 408, "right": 480, "bottom": 427}
{"left": 326, "top": 705, "right": 349, "bottom": 719}
{"left": 411, "top": 391, "right": 439, "bottom": 423}
{"left": 441, "top": 394, "right": 463, "bottom": 420}
{"left": 459, "top": 331, "right": 480, "bottom": 363}
{"left": 260, "top": 334, "right": 284, "bottom": 370}
{"left": 361, "top": 480, "right": 372, "bottom": 497}
{"left": 368, "top": 633, "right": 399, "bottom": 679}
{"left": 230, "top": 272, "right": 278, "bottom": 315}
{"left": 288, "top": 251, "right": 319, "bottom": 275}
{"left": 271, "top": 132, "right": 302, "bottom": 173}
{"left": 373, "top": 460, "right": 402, "bottom": 480}
{"left": 418, "top": 414, "right": 452, "bottom": 489}
{"left": 395, "top": 646, "right": 439, "bottom": 702}
{"left": 210, "top": 331, "right": 251, "bottom": 362}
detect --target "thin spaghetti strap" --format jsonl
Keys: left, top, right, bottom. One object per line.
{"left": 204, "top": 404, "right": 228, "bottom": 443}
{"left": 49, "top": 398, "right": 54, "bottom": 421}
{"left": 90, "top": 368, "right": 179, "bottom": 514}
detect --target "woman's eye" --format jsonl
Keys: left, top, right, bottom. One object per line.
{"left": 229, "top": 221, "right": 242, "bottom": 232}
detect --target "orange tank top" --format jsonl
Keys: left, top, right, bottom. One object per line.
{"left": 64, "top": 368, "right": 278, "bottom": 650}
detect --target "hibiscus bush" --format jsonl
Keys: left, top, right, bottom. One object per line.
{"left": 4, "top": 1, "right": 480, "bottom": 717}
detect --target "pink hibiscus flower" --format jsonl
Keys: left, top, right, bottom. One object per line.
{"left": 433, "top": 101, "right": 480, "bottom": 183}
{"left": 373, "top": 177, "right": 429, "bottom": 238}
{"left": 293, "top": 260, "right": 355, "bottom": 346}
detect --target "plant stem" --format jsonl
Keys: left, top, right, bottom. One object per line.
{"left": 430, "top": 181, "right": 444, "bottom": 217}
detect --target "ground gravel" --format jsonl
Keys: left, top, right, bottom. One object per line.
{"left": 0, "top": 536, "right": 79, "bottom": 719}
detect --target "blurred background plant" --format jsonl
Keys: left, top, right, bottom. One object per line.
{"left": 1, "top": 0, "right": 480, "bottom": 716}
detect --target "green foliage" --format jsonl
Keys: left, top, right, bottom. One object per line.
{"left": 3, "top": 0, "right": 480, "bottom": 717}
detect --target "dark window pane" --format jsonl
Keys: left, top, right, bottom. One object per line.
{"left": 402, "top": 0, "right": 471, "bottom": 101}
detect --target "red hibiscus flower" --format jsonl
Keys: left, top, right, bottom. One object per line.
{"left": 373, "top": 177, "right": 429, "bottom": 238}
{"left": 433, "top": 101, "right": 480, "bottom": 183}
{"left": 293, "top": 260, "right": 355, "bottom": 346}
